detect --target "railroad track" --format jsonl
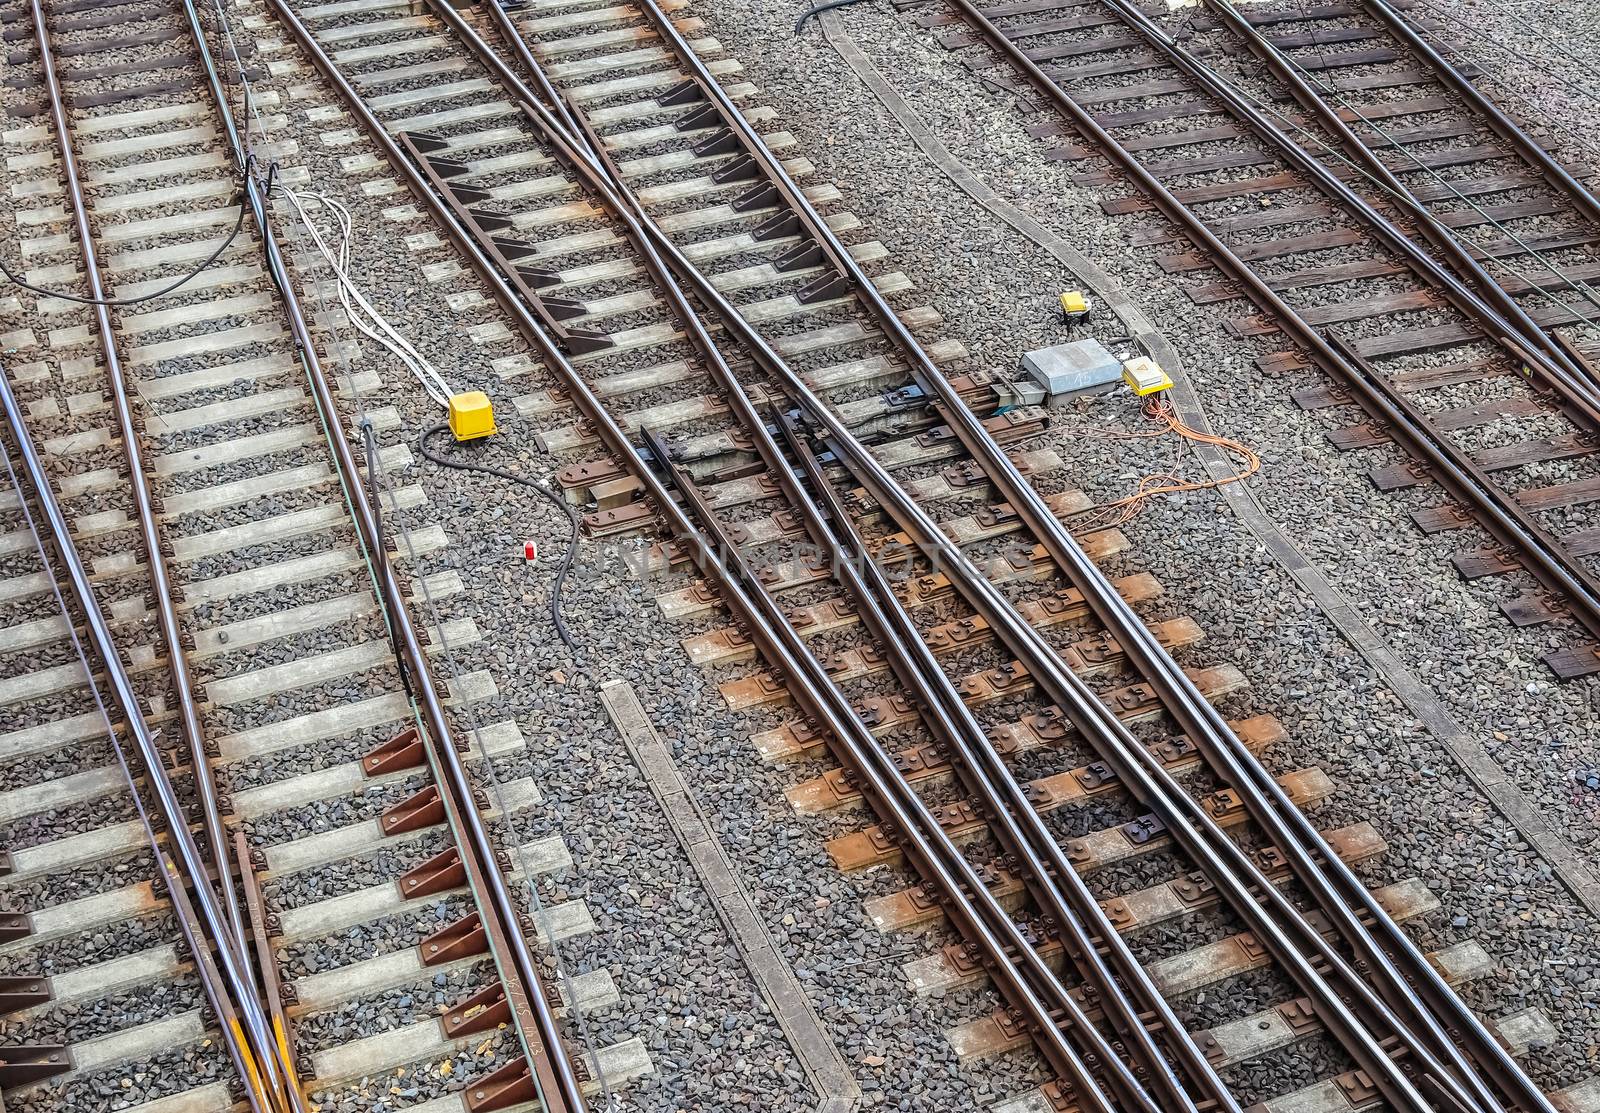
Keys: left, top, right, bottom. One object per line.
{"left": 907, "top": 0, "right": 1600, "bottom": 680}
{"left": 0, "top": 2, "right": 630, "bottom": 1111}
{"left": 251, "top": 0, "right": 1600, "bottom": 1110}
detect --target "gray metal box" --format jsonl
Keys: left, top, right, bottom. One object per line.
{"left": 1020, "top": 338, "right": 1122, "bottom": 402}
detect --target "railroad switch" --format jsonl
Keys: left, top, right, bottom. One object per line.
{"left": 1121, "top": 356, "right": 1173, "bottom": 397}
{"left": 447, "top": 390, "right": 496, "bottom": 441}
{"left": 1058, "top": 289, "right": 1091, "bottom": 323}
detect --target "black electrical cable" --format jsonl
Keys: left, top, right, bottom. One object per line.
{"left": 363, "top": 417, "right": 415, "bottom": 699}
{"left": 0, "top": 155, "right": 270, "bottom": 307}
{"left": 0, "top": 188, "right": 250, "bottom": 306}
{"left": 417, "top": 423, "right": 581, "bottom": 649}
{"left": 795, "top": 0, "right": 872, "bottom": 34}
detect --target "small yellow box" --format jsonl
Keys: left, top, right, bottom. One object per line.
{"left": 448, "top": 391, "right": 497, "bottom": 441}
{"left": 1059, "top": 290, "right": 1090, "bottom": 318}
{"left": 1122, "top": 357, "right": 1173, "bottom": 397}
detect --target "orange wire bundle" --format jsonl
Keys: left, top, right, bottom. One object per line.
{"left": 1071, "top": 396, "right": 1260, "bottom": 531}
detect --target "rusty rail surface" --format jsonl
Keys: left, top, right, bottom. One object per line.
{"left": 942, "top": 0, "right": 1568, "bottom": 1107}
{"left": 13, "top": 1, "right": 589, "bottom": 1110}
{"left": 256, "top": 0, "right": 1568, "bottom": 1106}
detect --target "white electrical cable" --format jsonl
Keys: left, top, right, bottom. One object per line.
{"left": 277, "top": 183, "right": 457, "bottom": 408}
{"left": 196, "top": 1, "right": 619, "bottom": 1100}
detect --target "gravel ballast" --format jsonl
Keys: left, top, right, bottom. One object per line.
{"left": 681, "top": 0, "right": 1600, "bottom": 1094}
{"left": 2, "top": 0, "right": 1597, "bottom": 1107}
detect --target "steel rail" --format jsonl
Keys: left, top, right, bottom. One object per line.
{"left": 1009, "top": 0, "right": 1593, "bottom": 1096}
{"left": 478, "top": 0, "right": 584, "bottom": 140}
{"left": 414, "top": 7, "right": 1166, "bottom": 1101}
{"left": 474, "top": 7, "right": 1498, "bottom": 1111}
{"left": 480, "top": 4, "right": 1529, "bottom": 1106}
{"left": 773, "top": 411, "right": 1236, "bottom": 1113}
{"left": 539, "top": 49, "right": 1191, "bottom": 1110}
{"left": 932, "top": 0, "right": 1600, "bottom": 662}
{"left": 190, "top": 6, "right": 588, "bottom": 1109}
{"left": 266, "top": 3, "right": 1168, "bottom": 1101}
{"left": 26, "top": 0, "right": 247, "bottom": 956}
{"left": 644, "top": 434, "right": 1127, "bottom": 1112}
{"left": 1087, "top": 0, "right": 1600, "bottom": 431}
{"left": 413, "top": 16, "right": 1215, "bottom": 1098}
{"left": 1324, "top": 327, "right": 1600, "bottom": 609}
{"left": 161, "top": 850, "right": 277, "bottom": 1113}
{"left": 23, "top": 3, "right": 302, "bottom": 1107}
{"left": 490, "top": 29, "right": 1179, "bottom": 1097}
{"left": 498, "top": 8, "right": 1514, "bottom": 1108}
{"left": 573, "top": 2, "right": 1569, "bottom": 1107}
{"left": 744, "top": 419, "right": 1180, "bottom": 1111}
{"left": 0, "top": 363, "right": 287, "bottom": 1113}
{"left": 944, "top": 1, "right": 1562, "bottom": 1108}
{"left": 811, "top": 427, "right": 1490, "bottom": 1113}
{"left": 461, "top": 9, "right": 1225, "bottom": 1097}
{"left": 481, "top": 0, "right": 862, "bottom": 289}
{"left": 1201, "top": 0, "right": 1600, "bottom": 393}
{"left": 259, "top": 3, "right": 1128, "bottom": 1105}
{"left": 274, "top": 1, "right": 1542, "bottom": 1106}
{"left": 1357, "top": 0, "right": 1600, "bottom": 230}
{"left": 266, "top": 121, "right": 589, "bottom": 1113}
{"left": 609, "top": 0, "right": 1586, "bottom": 668}
{"left": 610, "top": 0, "right": 1596, "bottom": 663}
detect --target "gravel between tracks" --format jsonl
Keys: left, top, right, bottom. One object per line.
{"left": 1421, "top": 0, "right": 1600, "bottom": 173}
{"left": 5, "top": 0, "right": 1598, "bottom": 1106}
{"left": 690, "top": 0, "right": 1600, "bottom": 1092}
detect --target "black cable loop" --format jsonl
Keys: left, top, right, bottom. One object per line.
{"left": 796, "top": 0, "right": 872, "bottom": 35}
{"left": 416, "top": 423, "right": 581, "bottom": 649}
{"left": 0, "top": 154, "right": 267, "bottom": 307}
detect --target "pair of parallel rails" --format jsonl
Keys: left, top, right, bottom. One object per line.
{"left": 0, "top": 0, "right": 1592, "bottom": 1111}
{"left": 2, "top": 1, "right": 591, "bottom": 1111}
{"left": 261, "top": 2, "right": 1590, "bottom": 1112}
{"left": 924, "top": 0, "right": 1600, "bottom": 678}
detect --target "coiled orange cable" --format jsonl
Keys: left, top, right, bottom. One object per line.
{"left": 1070, "top": 395, "right": 1261, "bottom": 531}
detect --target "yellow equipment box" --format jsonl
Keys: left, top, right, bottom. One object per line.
{"left": 1059, "top": 290, "right": 1090, "bottom": 320}
{"left": 448, "top": 391, "right": 497, "bottom": 441}
{"left": 1122, "top": 357, "right": 1173, "bottom": 397}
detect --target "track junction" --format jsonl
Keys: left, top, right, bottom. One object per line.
{"left": 0, "top": 0, "right": 1596, "bottom": 1110}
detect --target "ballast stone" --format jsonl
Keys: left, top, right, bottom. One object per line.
{"left": 1020, "top": 338, "right": 1124, "bottom": 404}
